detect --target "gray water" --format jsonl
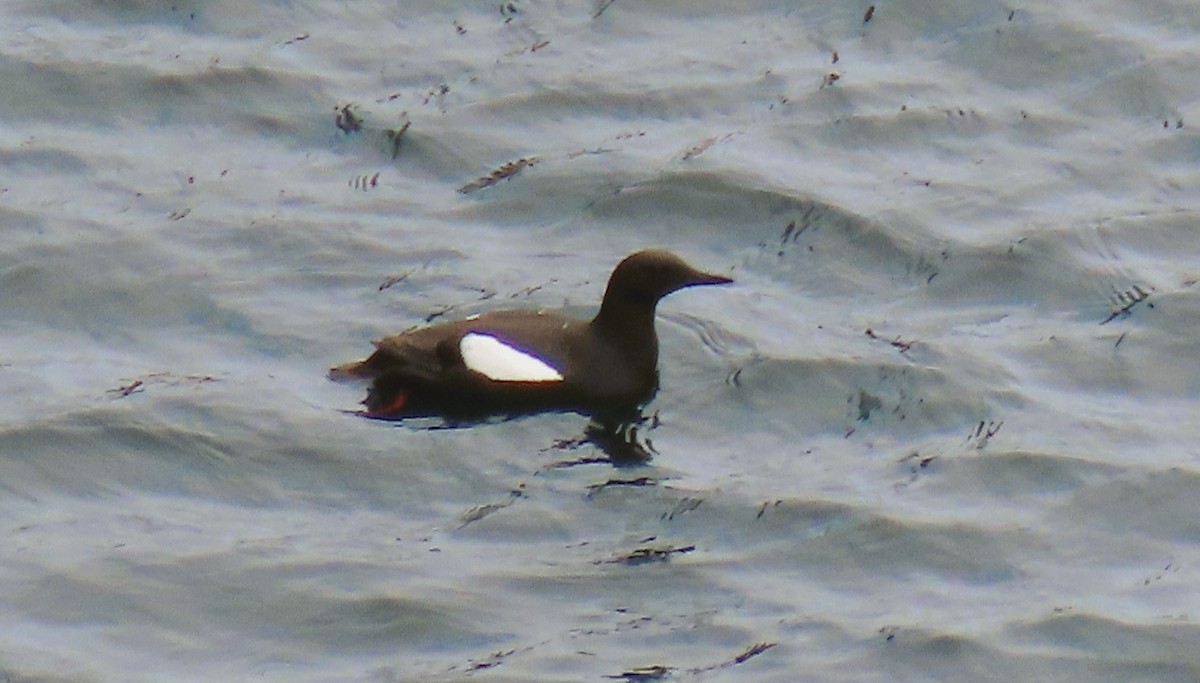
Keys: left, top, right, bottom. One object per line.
{"left": 3, "top": 1, "right": 1200, "bottom": 681}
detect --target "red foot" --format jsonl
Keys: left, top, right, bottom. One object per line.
{"left": 367, "top": 391, "right": 408, "bottom": 418}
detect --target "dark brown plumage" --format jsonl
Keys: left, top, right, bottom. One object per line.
{"left": 330, "top": 249, "right": 732, "bottom": 421}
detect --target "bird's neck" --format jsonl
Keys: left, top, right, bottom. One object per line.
{"left": 591, "top": 297, "right": 660, "bottom": 371}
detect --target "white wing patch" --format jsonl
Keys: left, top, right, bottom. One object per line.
{"left": 460, "top": 333, "right": 564, "bottom": 382}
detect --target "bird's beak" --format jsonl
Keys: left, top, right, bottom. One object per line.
{"left": 691, "top": 271, "right": 734, "bottom": 286}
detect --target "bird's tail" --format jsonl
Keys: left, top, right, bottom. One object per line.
{"left": 327, "top": 360, "right": 374, "bottom": 381}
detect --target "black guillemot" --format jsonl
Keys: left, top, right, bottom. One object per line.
{"left": 329, "top": 249, "right": 733, "bottom": 421}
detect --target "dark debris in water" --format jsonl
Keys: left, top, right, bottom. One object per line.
{"left": 598, "top": 544, "right": 695, "bottom": 566}
{"left": 894, "top": 451, "right": 940, "bottom": 489}
{"left": 507, "top": 39, "right": 550, "bottom": 56}
{"left": 592, "top": 0, "right": 618, "bottom": 19}
{"left": 422, "top": 83, "right": 450, "bottom": 107}
{"left": 610, "top": 642, "right": 779, "bottom": 680}
{"left": 107, "top": 372, "right": 220, "bottom": 399}
{"left": 457, "top": 484, "right": 526, "bottom": 529}
{"left": 660, "top": 496, "right": 702, "bottom": 522}
{"left": 385, "top": 120, "right": 410, "bottom": 159}
{"left": 756, "top": 499, "right": 782, "bottom": 519}
{"left": 967, "top": 419, "right": 1003, "bottom": 449}
{"left": 541, "top": 454, "right": 615, "bottom": 469}
{"left": 458, "top": 157, "right": 538, "bottom": 194}
{"left": 1100, "top": 284, "right": 1153, "bottom": 325}
{"left": 349, "top": 171, "right": 380, "bottom": 191}
{"left": 679, "top": 133, "right": 738, "bottom": 161}
{"left": 731, "top": 641, "right": 777, "bottom": 664}
{"left": 775, "top": 208, "right": 823, "bottom": 255}
{"left": 333, "top": 105, "right": 409, "bottom": 158}
{"left": 378, "top": 271, "right": 410, "bottom": 291}
{"left": 334, "top": 103, "right": 363, "bottom": 133}
{"left": 466, "top": 648, "right": 516, "bottom": 672}
{"left": 605, "top": 665, "right": 673, "bottom": 681}
{"left": 418, "top": 287, "right": 498, "bottom": 324}
{"left": 447, "top": 640, "right": 547, "bottom": 676}
{"left": 865, "top": 327, "right": 914, "bottom": 353}
{"left": 108, "top": 378, "right": 145, "bottom": 398}
{"left": 898, "top": 451, "right": 939, "bottom": 471}
{"left": 586, "top": 476, "right": 659, "bottom": 497}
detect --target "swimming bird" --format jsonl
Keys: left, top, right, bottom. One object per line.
{"left": 330, "top": 249, "right": 732, "bottom": 421}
